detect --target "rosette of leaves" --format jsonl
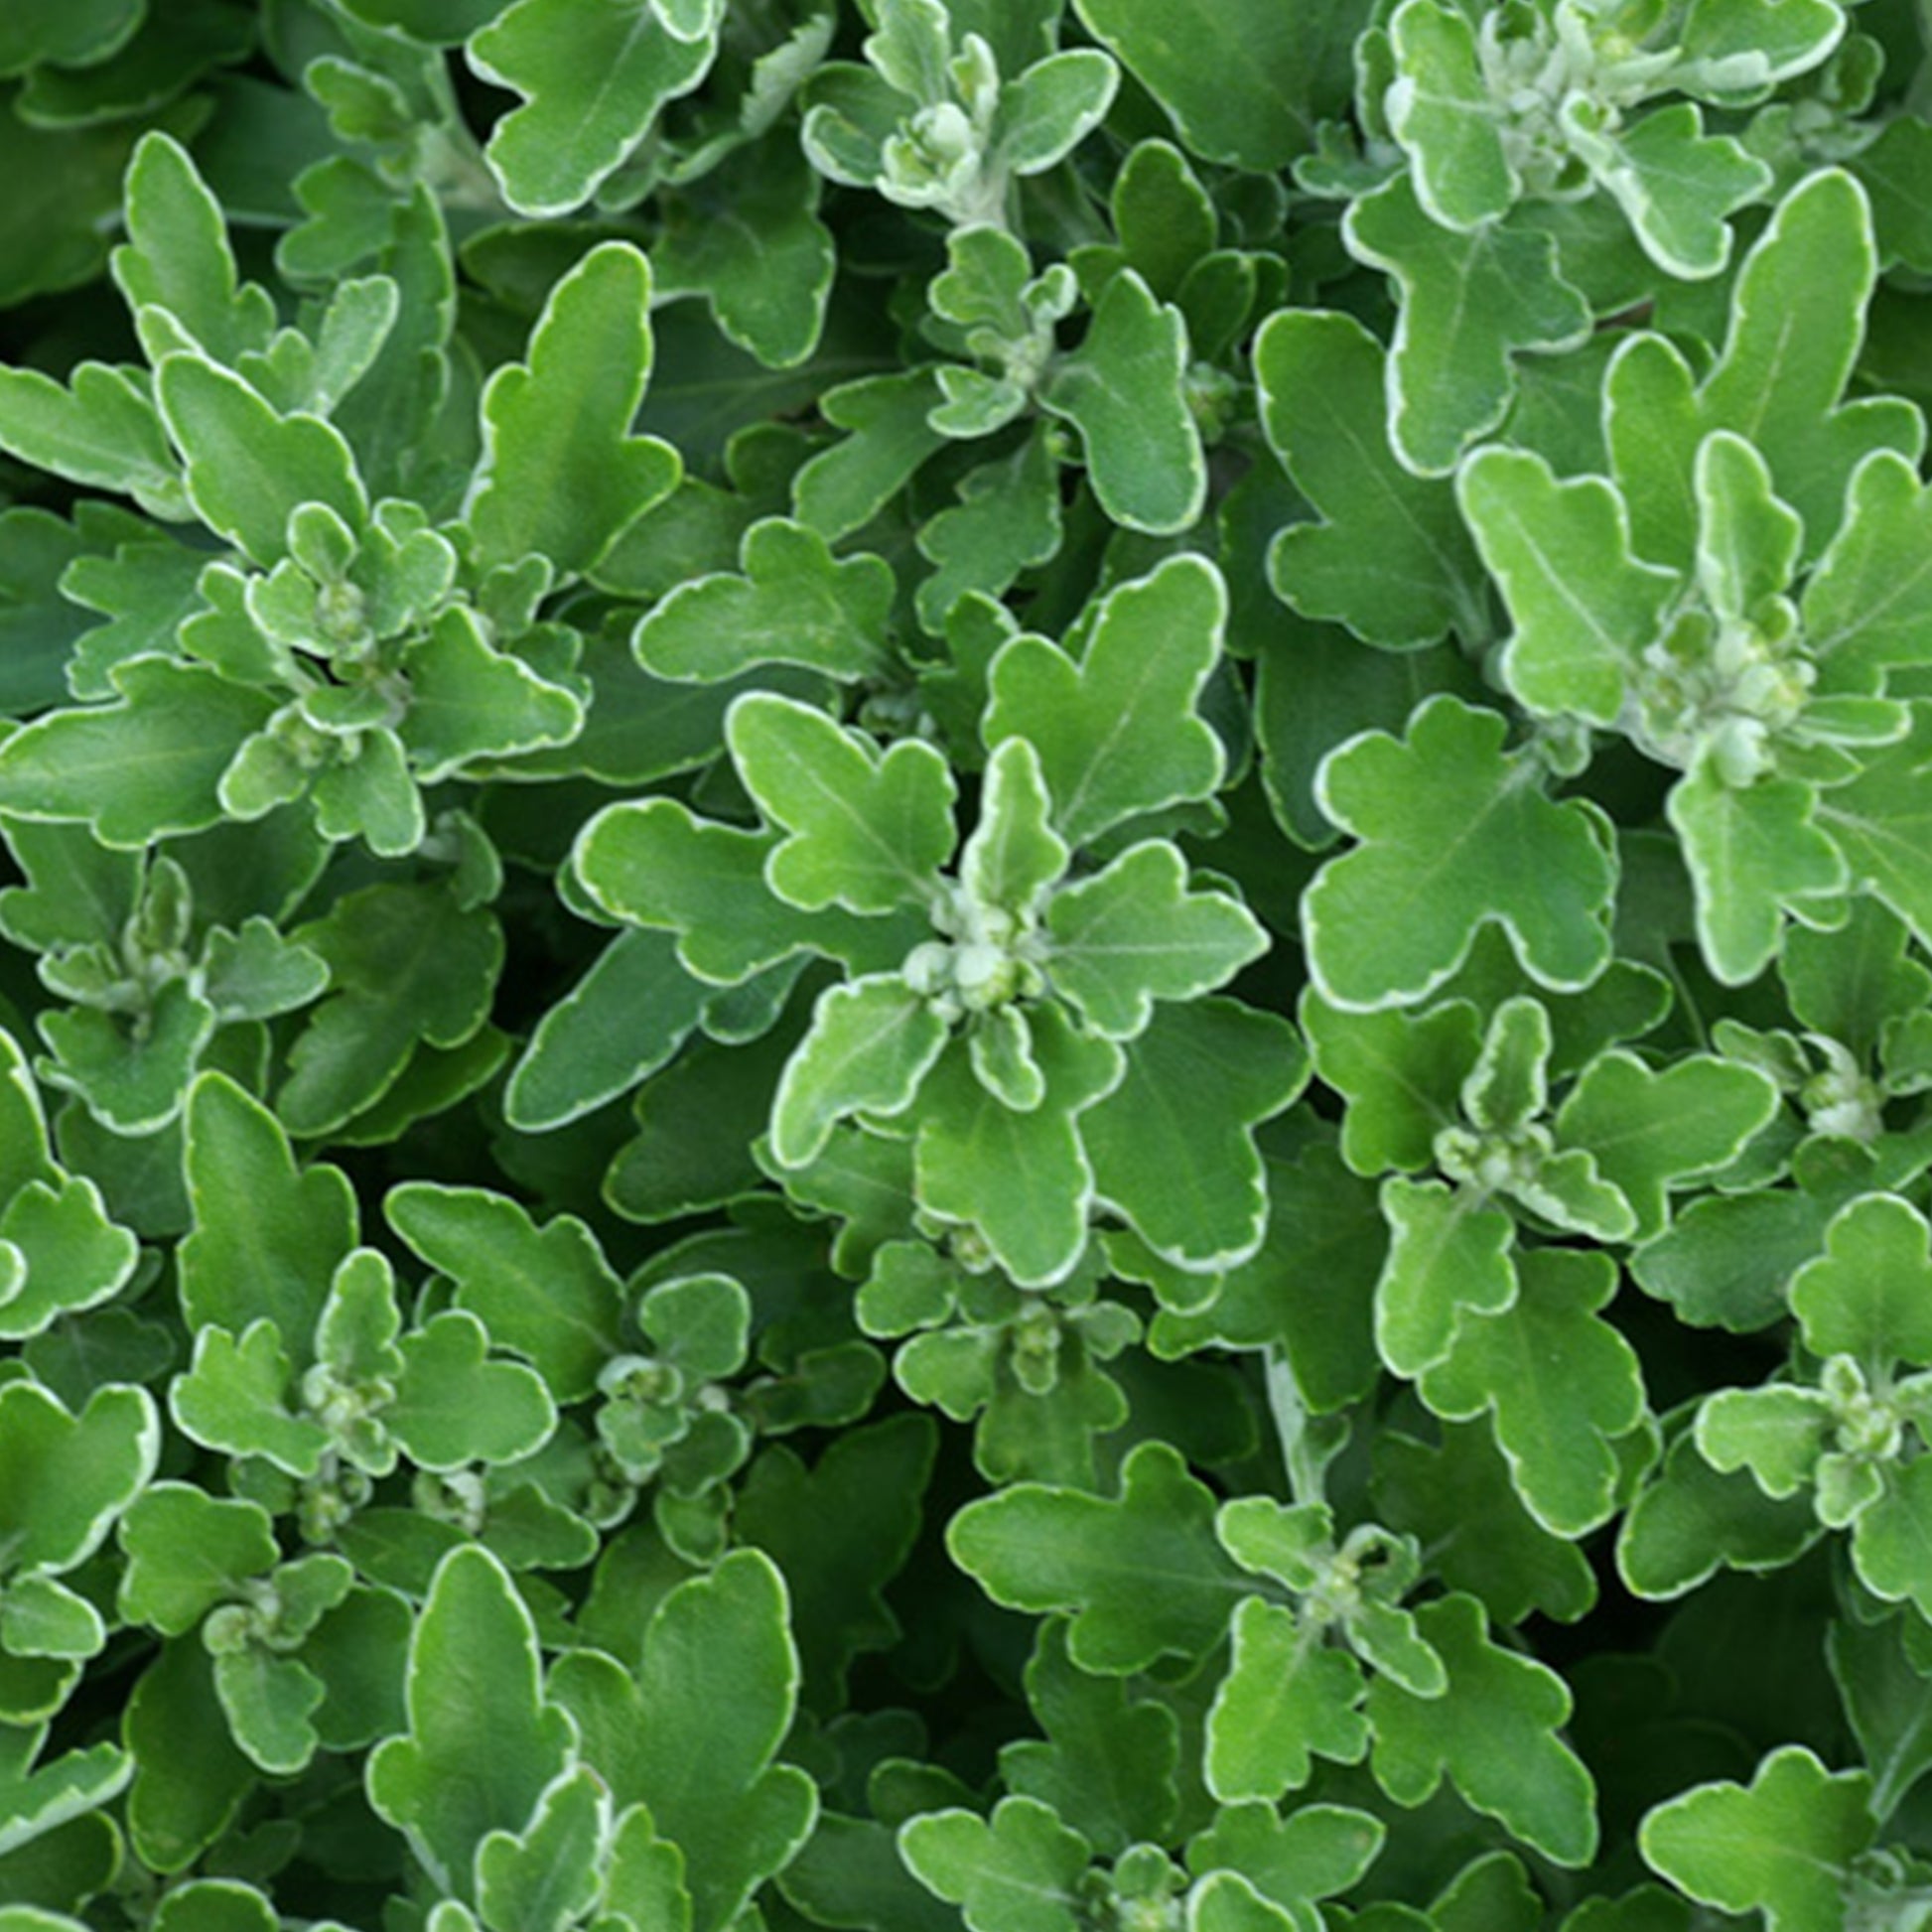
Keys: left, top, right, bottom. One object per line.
{"left": 165, "top": 1076, "right": 559, "bottom": 1551}
{"left": 855, "top": 1234, "right": 1140, "bottom": 1485}
{"left": 1695, "top": 1191, "right": 1932, "bottom": 1619}
{"left": 1303, "top": 982, "right": 1776, "bottom": 1530}
{"left": 576, "top": 554, "right": 1304, "bottom": 1289}
{"left": 0, "top": 132, "right": 680, "bottom": 861}
{"left": 947, "top": 1436, "right": 1600, "bottom": 1866}
{"left": 1455, "top": 168, "right": 1932, "bottom": 987}
{"left": 800, "top": 0, "right": 1117, "bottom": 231}
{"left": 1317, "top": 0, "right": 1848, "bottom": 472}
{"left": 0, "top": 825, "right": 326, "bottom": 1136}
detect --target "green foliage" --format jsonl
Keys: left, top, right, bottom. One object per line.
{"left": 3, "top": 3, "right": 1932, "bottom": 1927}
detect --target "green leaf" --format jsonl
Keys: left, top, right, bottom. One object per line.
{"left": 0, "top": 1381, "right": 157, "bottom": 1579}
{"left": 1207, "top": 1597, "right": 1368, "bottom": 1801}
{"left": 1257, "top": 308, "right": 1486, "bottom": 649}
{"left": 1852, "top": 1458, "right": 1932, "bottom": 1620}
{"left": 387, "top": 1310, "right": 556, "bottom": 1469}
{"left": 1789, "top": 1193, "right": 1932, "bottom": 1370}
{"left": 1665, "top": 766, "right": 1846, "bottom": 987}
{"left": 0, "top": 1729, "right": 129, "bottom": 1867}
{"left": 365, "top": 1545, "right": 577, "bottom": 1899}
{"left": 1300, "top": 993, "right": 1480, "bottom": 1175}
{"left": 1615, "top": 1420, "right": 1819, "bottom": 1599}
{"left": 1639, "top": 1745, "right": 1874, "bottom": 1932}
{"left": 1567, "top": 102, "right": 1769, "bottom": 280}
{"left": 1696, "top": 1383, "right": 1837, "bottom": 1499}
{"left": 1375, "top": 1176, "right": 1516, "bottom": 1380}
{"left": 115, "top": 1484, "right": 277, "bottom": 1637}
{"left": 505, "top": 927, "right": 708, "bottom": 1132}
{"left": 1069, "top": 0, "right": 1359, "bottom": 170}
{"left": 463, "top": 242, "right": 681, "bottom": 575}
{"left": 961, "top": 737, "right": 1070, "bottom": 929}
{"left": 575, "top": 800, "right": 822, "bottom": 986}
{"left": 1553, "top": 1049, "right": 1781, "bottom": 1241}
{"left": 1801, "top": 451, "right": 1932, "bottom": 691}
{"left": 383, "top": 1183, "right": 623, "bottom": 1405}
{"left": 1367, "top": 1592, "right": 1598, "bottom": 1866}
{"left": 983, "top": 555, "right": 1227, "bottom": 848}
{"left": 1608, "top": 171, "right": 1923, "bottom": 570}
{"left": 156, "top": 353, "right": 366, "bottom": 570}
{"left": 178, "top": 1072, "right": 356, "bottom": 1346}
{"left": 1386, "top": 0, "right": 1515, "bottom": 229}
{"left": 770, "top": 975, "right": 950, "bottom": 1170}
{"left": 633, "top": 516, "right": 896, "bottom": 685}
{"left": 1187, "top": 1800, "right": 1385, "bottom": 1920}
{"left": 899, "top": 1796, "right": 1089, "bottom": 1932}
{"left": 1306, "top": 697, "right": 1616, "bottom": 1010}
{"left": 0, "top": 1170, "right": 139, "bottom": 1340}
{"left": 168, "top": 1321, "right": 327, "bottom": 1475}
{"left": 471, "top": 0, "right": 715, "bottom": 216}
{"left": 735, "top": 1413, "right": 935, "bottom": 1705}
{"left": 791, "top": 370, "right": 947, "bottom": 546}
{"left": 0, "top": 1573, "right": 102, "bottom": 1661}
{"left": 0, "top": 363, "right": 184, "bottom": 522}
{"left": 1815, "top": 703, "right": 1932, "bottom": 951}
{"left": 547, "top": 1550, "right": 816, "bottom": 1932}
{"left": 1344, "top": 176, "right": 1591, "bottom": 478}
{"left": 1146, "top": 1147, "right": 1384, "bottom": 1416}
{"left": 277, "top": 885, "right": 501, "bottom": 1138}
{"left": 912, "top": 1006, "right": 1124, "bottom": 1288}
{"left": 1045, "top": 842, "right": 1268, "bottom": 1039}
{"left": 0, "top": 0, "right": 140, "bottom": 73}
{"left": 0, "top": 660, "right": 274, "bottom": 849}
{"left": 729, "top": 695, "right": 957, "bottom": 914}
{"left": 1040, "top": 269, "right": 1203, "bottom": 534}
{"left": 1377, "top": 1422, "right": 1598, "bottom": 1625}
{"left": 1081, "top": 999, "right": 1308, "bottom": 1272}
{"left": 1417, "top": 1249, "right": 1646, "bottom": 1536}
{"left": 474, "top": 1766, "right": 607, "bottom": 1932}
{"left": 1456, "top": 447, "right": 1677, "bottom": 727}
{"left": 1827, "top": 1610, "right": 1932, "bottom": 1823}
{"left": 1001, "top": 1618, "right": 1179, "bottom": 1857}
{"left": 395, "top": 606, "right": 584, "bottom": 781}
{"left": 123, "top": 1638, "right": 252, "bottom": 1873}
{"left": 110, "top": 133, "right": 274, "bottom": 365}
{"left": 950, "top": 1439, "right": 1250, "bottom": 1671}
{"left": 1459, "top": 995, "right": 1551, "bottom": 1135}
{"left": 916, "top": 428, "right": 1064, "bottom": 633}
{"left": 652, "top": 135, "right": 834, "bottom": 371}
{"left": 998, "top": 49, "right": 1118, "bottom": 177}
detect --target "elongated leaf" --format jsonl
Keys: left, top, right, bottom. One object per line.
{"left": 770, "top": 975, "right": 950, "bottom": 1170}
{"left": 1258, "top": 308, "right": 1486, "bottom": 648}
{"left": 366, "top": 1546, "right": 576, "bottom": 1898}
{"left": 0, "top": 660, "right": 273, "bottom": 849}
{"left": 156, "top": 354, "right": 366, "bottom": 568}
{"left": 463, "top": 242, "right": 680, "bottom": 574}
{"left": 1040, "top": 269, "right": 1203, "bottom": 534}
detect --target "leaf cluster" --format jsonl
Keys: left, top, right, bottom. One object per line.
{"left": 4, "top": 3, "right": 1932, "bottom": 1930}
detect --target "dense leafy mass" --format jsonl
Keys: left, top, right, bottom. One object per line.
{"left": 9, "top": 0, "right": 1932, "bottom": 1926}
